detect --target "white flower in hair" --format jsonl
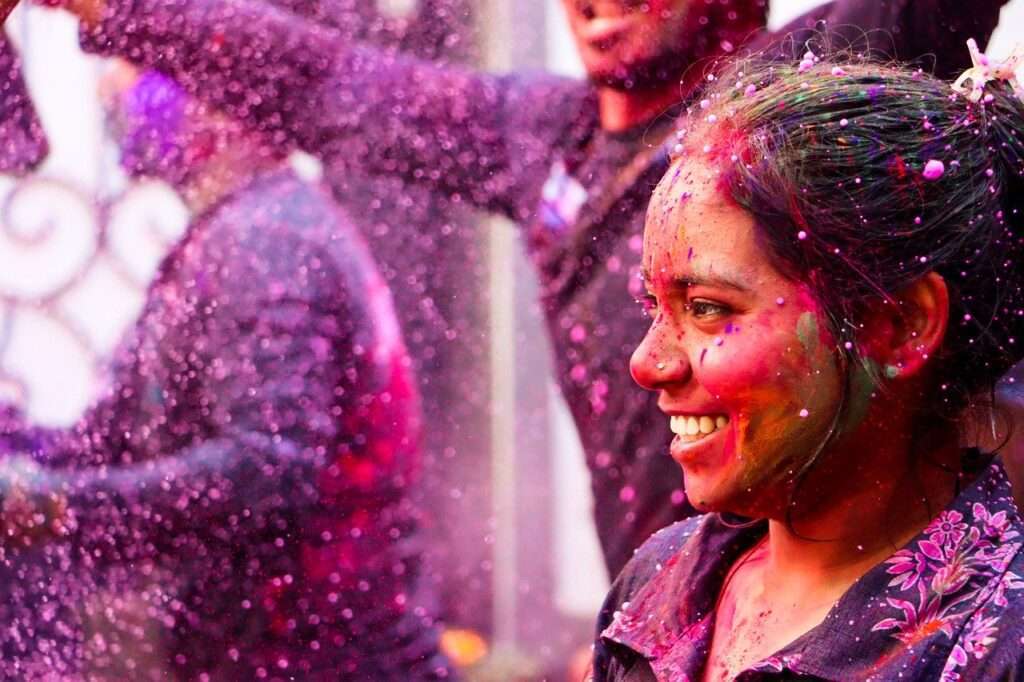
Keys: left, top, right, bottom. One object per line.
{"left": 951, "top": 38, "right": 1024, "bottom": 102}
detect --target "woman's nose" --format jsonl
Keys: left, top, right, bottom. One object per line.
{"left": 630, "top": 321, "right": 690, "bottom": 391}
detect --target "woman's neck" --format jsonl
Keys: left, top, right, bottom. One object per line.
{"left": 762, "top": 425, "right": 963, "bottom": 594}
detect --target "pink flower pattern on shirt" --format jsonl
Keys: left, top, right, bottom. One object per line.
{"left": 875, "top": 502, "right": 1024, "bottom": 678}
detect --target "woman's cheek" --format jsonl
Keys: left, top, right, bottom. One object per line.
{"left": 693, "top": 332, "right": 778, "bottom": 398}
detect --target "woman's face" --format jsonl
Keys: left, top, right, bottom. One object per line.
{"left": 631, "top": 158, "right": 844, "bottom": 517}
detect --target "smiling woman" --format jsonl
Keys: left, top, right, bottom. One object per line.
{"left": 593, "top": 53, "right": 1024, "bottom": 681}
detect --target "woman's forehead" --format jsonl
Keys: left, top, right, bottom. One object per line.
{"left": 646, "top": 160, "right": 746, "bottom": 245}
{"left": 643, "top": 159, "right": 771, "bottom": 285}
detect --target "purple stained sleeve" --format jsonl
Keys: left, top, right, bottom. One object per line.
{"left": 77, "top": 0, "right": 556, "bottom": 217}
{"left": 0, "top": 33, "right": 47, "bottom": 174}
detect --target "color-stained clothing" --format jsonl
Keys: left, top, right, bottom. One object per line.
{"left": 77, "top": 0, "right": 1008, "bottom": 577}
{"left": 593, "top": 457, "right": 1024, "bottom": 681}
{"left": 0, "top": 169, "right": 450, "bottom": 681}
{"left": 0, "top": 34, "right": 47, "bottom": 174}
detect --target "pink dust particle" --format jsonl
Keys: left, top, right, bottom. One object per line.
{"left": 619, "top": 485, "right": 636, "bottom": 502}
{"left": 670, "top": 489, "right": 687, "bottom": 505}
{"left": 570, "top": 324, "right": 586, "bottom": 343}
{"left": 964, "top": 313, "right": 972, "bottom": 321}
{"left": 776, "top": 297, "right": 785, "bottom": 306}
{"left": 700, "top": 98, "right": 711, "bottom": 109}
{"left": 914, "top": 216, "right": 922, "bottom": 225}
{"left": 799, "top": 408, "right": 809, "bottom": 418}
{"left": 744, "top": 83, "right": 757, "bottom": 96}
{"left": 986, "top": 168, "right": 995, "bottom": 177}
{"left": 831, "top": 66, "right": 846, "bottom": 76}
{"left": 797, "top": 230, "right": 808, "bottom": 240}
{"left": 707, "top": 114, "right": 718, "bottom": 123}
{"left": 703, "top": 144, "right": 712, "bottom": 153}
{"left": 839, "top": 118, "right": 849, "bottom": 127}
{"left": 713, "top": 336, "right": 724, "bottom": 346}
{"left": 844, "top": 341, "right": 853, "bottom": 349}
{"left": 923, "top": 159, "right": 945, "bottom": 181}
{"left": 570, "top": 363, "right": 587, "bottom": 382}
{"left": 673, "top": 143, "right": 684, "bottom": 155}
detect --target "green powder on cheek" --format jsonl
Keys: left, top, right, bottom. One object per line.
{"left": 795, "top": 312, "right": 820, "bottom": 357}
{"left": 840, "top": 360, "right": 879, "bottom": 434}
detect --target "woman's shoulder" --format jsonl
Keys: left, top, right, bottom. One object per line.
{"left": 604, "top": 515, "right": 708, "bottom": 612}
{"left": 942, "top": 571, "right": 1024, "bottom": 679}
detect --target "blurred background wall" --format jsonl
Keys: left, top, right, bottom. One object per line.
{"left": 1, "top": 0, "right": 1022, "bottom": 679}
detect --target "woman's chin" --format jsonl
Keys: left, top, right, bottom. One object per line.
{"left": 682, "top": 472, "right": 772, "bottom": 518}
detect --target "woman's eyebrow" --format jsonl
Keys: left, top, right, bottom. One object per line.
{"left": 641, "top": 268, "right": 751, "bottom": 293}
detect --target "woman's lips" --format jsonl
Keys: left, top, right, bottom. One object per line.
{"left": 668, "top": 414, "right": 730, "bottom": 465}
{"left": 670, "top": 414, "right": 730, "bottom": 439}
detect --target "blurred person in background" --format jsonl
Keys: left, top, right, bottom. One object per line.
{"left": 42, "top": 0, "right": 1014, "bottom": 580}
{"left": 0, "top": 61, "right": 451, "bottom": 680}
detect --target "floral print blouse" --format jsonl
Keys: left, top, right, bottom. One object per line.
{"left": 593, "top": 456, "right": 1024, "bottom": 681}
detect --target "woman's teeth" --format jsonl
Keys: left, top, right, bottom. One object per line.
{"left": 670, "top": 415, "right": 729, "bottom": 441}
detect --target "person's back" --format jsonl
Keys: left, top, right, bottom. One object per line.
{"left": 0, "top": 68, "right": 449, "bottom": 680}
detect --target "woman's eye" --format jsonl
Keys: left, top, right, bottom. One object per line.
{"left": 637, "top": 295, "right": 659, "bottom": 318}
{"left": 687, "top": 299, "right": 730, "bottom": 319}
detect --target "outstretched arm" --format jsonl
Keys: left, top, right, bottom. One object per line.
{"left": 54, "top": 0, "right": 575, "bottom": 218}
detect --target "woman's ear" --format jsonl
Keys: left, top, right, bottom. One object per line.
{"left": 857, "top": 273, "right": 949, "bottom": 379}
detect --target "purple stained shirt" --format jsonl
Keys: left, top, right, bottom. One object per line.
{"left": 594, "top": 455, "right": 1024, "bottom": 681}
{"left": 0, "top": 34, "right": 47, "bottom": 174}
{"left": 75, "top": 0, "right": 1009, "bottom": 577}
{"left": 0, "top": 169, "right": 450, "bottom": 681}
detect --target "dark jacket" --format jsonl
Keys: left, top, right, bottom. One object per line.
{"left": 0, "top": 169, "right": 449, "bottom": 681}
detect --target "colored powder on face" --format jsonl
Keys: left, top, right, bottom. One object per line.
{"left": 116, "top": 70, "right": 191, "bottom": 180}
{"left": 700, "top": 348, "right": 707, "bottom": 365}
{"left": 795, "top": 312, "right": 820, "bottom": 358}
{"left": 839, "top": 360, "right": 880, "bottom": 434}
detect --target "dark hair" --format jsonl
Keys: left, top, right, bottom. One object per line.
{"left": 674, "top": 55, "right": 1024, "bottom": 422}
